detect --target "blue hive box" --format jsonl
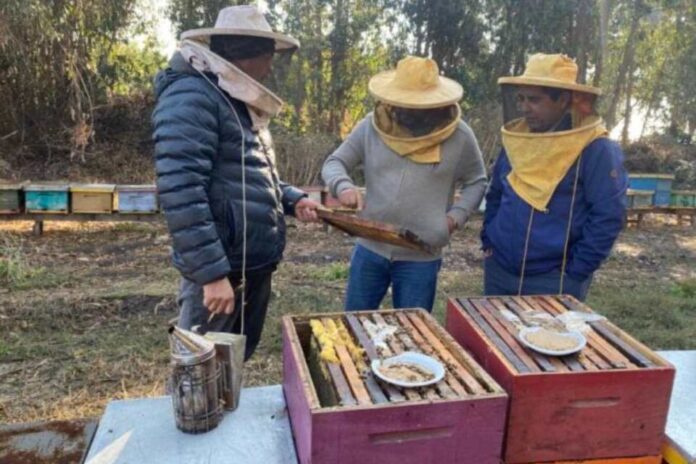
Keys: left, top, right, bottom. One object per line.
{"left": 628, "top": 174, "right": 674, "bottom": 207}
{"left": 115, "top": 185, "right": 158, "bottom": 214}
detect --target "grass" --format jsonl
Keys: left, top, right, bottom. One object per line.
{"left": 0, "top": 233, "right": 66, "bottom": 290}
{"left": 0, "top": 218, "right": 694, "bottom": 423}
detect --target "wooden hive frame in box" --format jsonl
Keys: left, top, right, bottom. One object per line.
{"left": 316, "top": 208, "right": 432, "bottom": 254}
{"left": 283, "top": 309, "right": 509, "bottom": 464}
{"left": 446, "top": 295, "right": 675, "bottom": 464}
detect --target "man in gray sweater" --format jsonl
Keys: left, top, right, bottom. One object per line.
{"left": 322, "top": 56, "right": 487, "bottom": 312}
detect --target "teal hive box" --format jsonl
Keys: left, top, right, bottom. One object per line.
{"left": 670, "top": 190, "right": 696, "bottom": 208}
{"left": 24, "top": 182, "right": 69, "bottom": 213}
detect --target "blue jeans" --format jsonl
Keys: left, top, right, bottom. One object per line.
{"left": 345, "top": 244, "right": 442, "bottom": 312}
{"left": 483, "top": 254, "right": 593, "bottom": 301}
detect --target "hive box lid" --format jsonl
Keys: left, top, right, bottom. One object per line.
{"left": 116, "top": 184, "right": 157, "bottom": 192}
{"left": 0, "top": 182, "right": 24, "bottom": 190}
{"left": 629, "top": 173, "right": 675, "bottom": 180}
{"left": 24, "top": 182, "right": 69, "bottom": 191}
{"left": 627, "top": 188, "right": 654, "bottom": 195}
{"left": 70, "top": 183, "right": 116, "bottom": 193}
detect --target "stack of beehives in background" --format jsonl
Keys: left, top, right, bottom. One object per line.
{"left": 0, "top": 182, "right": 158, "bottom": 214}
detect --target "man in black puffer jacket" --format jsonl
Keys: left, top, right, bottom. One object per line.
{"left": 153, "top": 5, "right": 319, "bottom": 360}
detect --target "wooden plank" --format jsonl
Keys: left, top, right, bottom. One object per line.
{"left": 346, "top": 314, "right": 379, "bottom": 359}
{"left": 310, "top": 319, "right": 357, "bottom": 406}
{"left": 502, "top": 296, "right": 570, "bottom": 372}
{"left": 0, "top": 213, "right": 161, "bottom": 222}
{"left": 371, "top": 313, "right": 422, "bottom": 401}
{"left": 308, "top": 335, "right": 340, "bottom": 407}
{"left": 544, "top": 456, "right": 662, "bottom": 464}
{"left": 401, "top": 312, "right": 470, "bottom": 396}
{"left": 394, "top": 313, "right": 458, "bottom": 399}
{"left": 470, "top": 299, "right": 540, "bottom": 372}
{"left": 407, "top": 311, "right": 486, "bottom": 394}
{"left": 541, "top": 296, "right": 630, "bottom": 370}
{"left": 457, "top": 298, "right": 532, "bottom": 374}
{"left": 334, "top": 344, "right": 372, "bottom": 405}
{"left": 326, "top": 361, "right": 358, "bottom": 406}
{"left": 590, "top": 322, "right": 654, "bottom": 368}
{"left": 345, "top": 314, "right": 402, "bottom": 403}
{"left": 525, "top": 296, "right": 597, "bottom": 371}
{"left": 557, "top": 297, "right": 653, "bottom": 368}
{"left": 575, "top": 351, "right": 600, "bottom": 371}
{"left": 316, "top": 208, "right": 432, "bottom": 254}
{"left": 522, "top": 296, "right": 595, "bottom": 372}
{"left": 487, "top": 298, "right": 556, "bottom": 372}
{"left": 559, "top": 296, "right": 671, "bottom": 367}
{"left": 382, "top": 314, "right": 442, "bottom": 400}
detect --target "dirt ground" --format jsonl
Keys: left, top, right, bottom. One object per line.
{"left": 0, "top": 214, "right": 694, "bottom": 424}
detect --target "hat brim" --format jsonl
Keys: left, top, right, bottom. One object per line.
{"left": 498, "top": 76, "right": 601, "bottom": 95}
{"left": 180, "top": 28, "right": 300, "bottom": 51}
{"left": 368, "top": 70, "right": 463, "bottom": 109}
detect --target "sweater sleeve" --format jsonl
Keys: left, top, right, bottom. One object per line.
{"left": 321, "top": 117, "right": 368, "bottom": 197}
{"left": 447, "top": 123, "right": 488, "bottom": 227}
{"left": 565, "top": 139, "right": 628, "bottom": 280}
{"left": 153, "top": 78, "right": 231, "bottom": 285}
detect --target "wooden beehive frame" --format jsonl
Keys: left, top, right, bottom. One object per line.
{"left": 454, "top": 295, "right": 669, "bottom": 374}
{"left": 316, "top": 208, "right": 433, "bottom": 254}
{"left": 286, "top": 309, "right": 504, "bottom": 410}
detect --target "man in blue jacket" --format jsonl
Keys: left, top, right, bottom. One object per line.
{"left": 481, "top": 54, "right": 627, "bottom": 301}
{"left": 153, "top": 6, "right": 319, "bottom": 359}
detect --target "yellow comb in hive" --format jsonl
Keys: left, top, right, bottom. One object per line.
{"left": 309, "top": 318, "right": 366, "bottom": 371}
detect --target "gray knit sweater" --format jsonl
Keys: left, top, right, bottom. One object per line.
{"left": 321, "top": 114, "right": 487, "bottom": 261}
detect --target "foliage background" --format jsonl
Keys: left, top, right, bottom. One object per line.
{"left": 0, "top": 0, "right": 694, "bottom": 187}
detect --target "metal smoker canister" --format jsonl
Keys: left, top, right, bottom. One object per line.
{"left": 204, "top": 331, "right": 246, "bottom": 411}
{"left": 169, "top": 333, "right": 223, "bottom": 434}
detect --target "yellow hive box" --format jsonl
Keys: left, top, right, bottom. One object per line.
{"left": 70, "top": 184, "right": 115, "bottom": 214}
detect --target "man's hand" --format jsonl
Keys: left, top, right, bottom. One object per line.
{"left": 295, "top": 197, "right": 320, "bottom": 222}
{"left": 338, "top": 188, "right": 363, "bottom": 209}
{"left": 203, "top": 277, "right": 235, "bottom": 315}
{"left": 447, "top": 215, "right": 458, "bottom": 235}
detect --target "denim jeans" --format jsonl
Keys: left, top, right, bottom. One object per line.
{"left": 345, "top": 244, "right": 442, "bottom": 312}
{"left": 483, "top": 254, "right": 593, "bottom": 301}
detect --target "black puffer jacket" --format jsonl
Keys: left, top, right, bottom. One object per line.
{"left": 153, "top": 53, "right": 306, "bottom": 285}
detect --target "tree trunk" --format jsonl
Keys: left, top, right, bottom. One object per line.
{"left": 576, "top": 0, "right": 592, "bottom": 83}
{"left": 605, "top": 0, "right": 643, "bottom": 130}
{"left": 621, "top": 62, "right": 635, "bottom": 145}
{"left": 592, "top": 0, "right": 610, "bottom": 87}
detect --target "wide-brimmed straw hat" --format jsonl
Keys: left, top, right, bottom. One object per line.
{"left": 368, "top": 56, "right": 463, "bottom": 109}
{"left": 181, "top": 5, "right": 299, "bottom": 51}
{"left": 498, "top": 53, "right": 601, "bottom": 95}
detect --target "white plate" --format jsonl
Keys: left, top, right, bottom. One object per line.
{"left": 518, "top": 327, "right": 587, "bottom": 356}
{"left": 371, "top": 351, "right": 445, "bottom": 388}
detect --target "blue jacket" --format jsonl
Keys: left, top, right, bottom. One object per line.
{"left": 152, "top": 53, "right": 306, "bottom": 285}
{"left": 481, "top": 137, "right": 627, "bottom": 280}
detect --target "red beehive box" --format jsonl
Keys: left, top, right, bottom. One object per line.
{"left": 446, "top": 295, "right": 675, "bottom": 464}
{"left": 282, "top": 309, "right": 509, "bottom": 464}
